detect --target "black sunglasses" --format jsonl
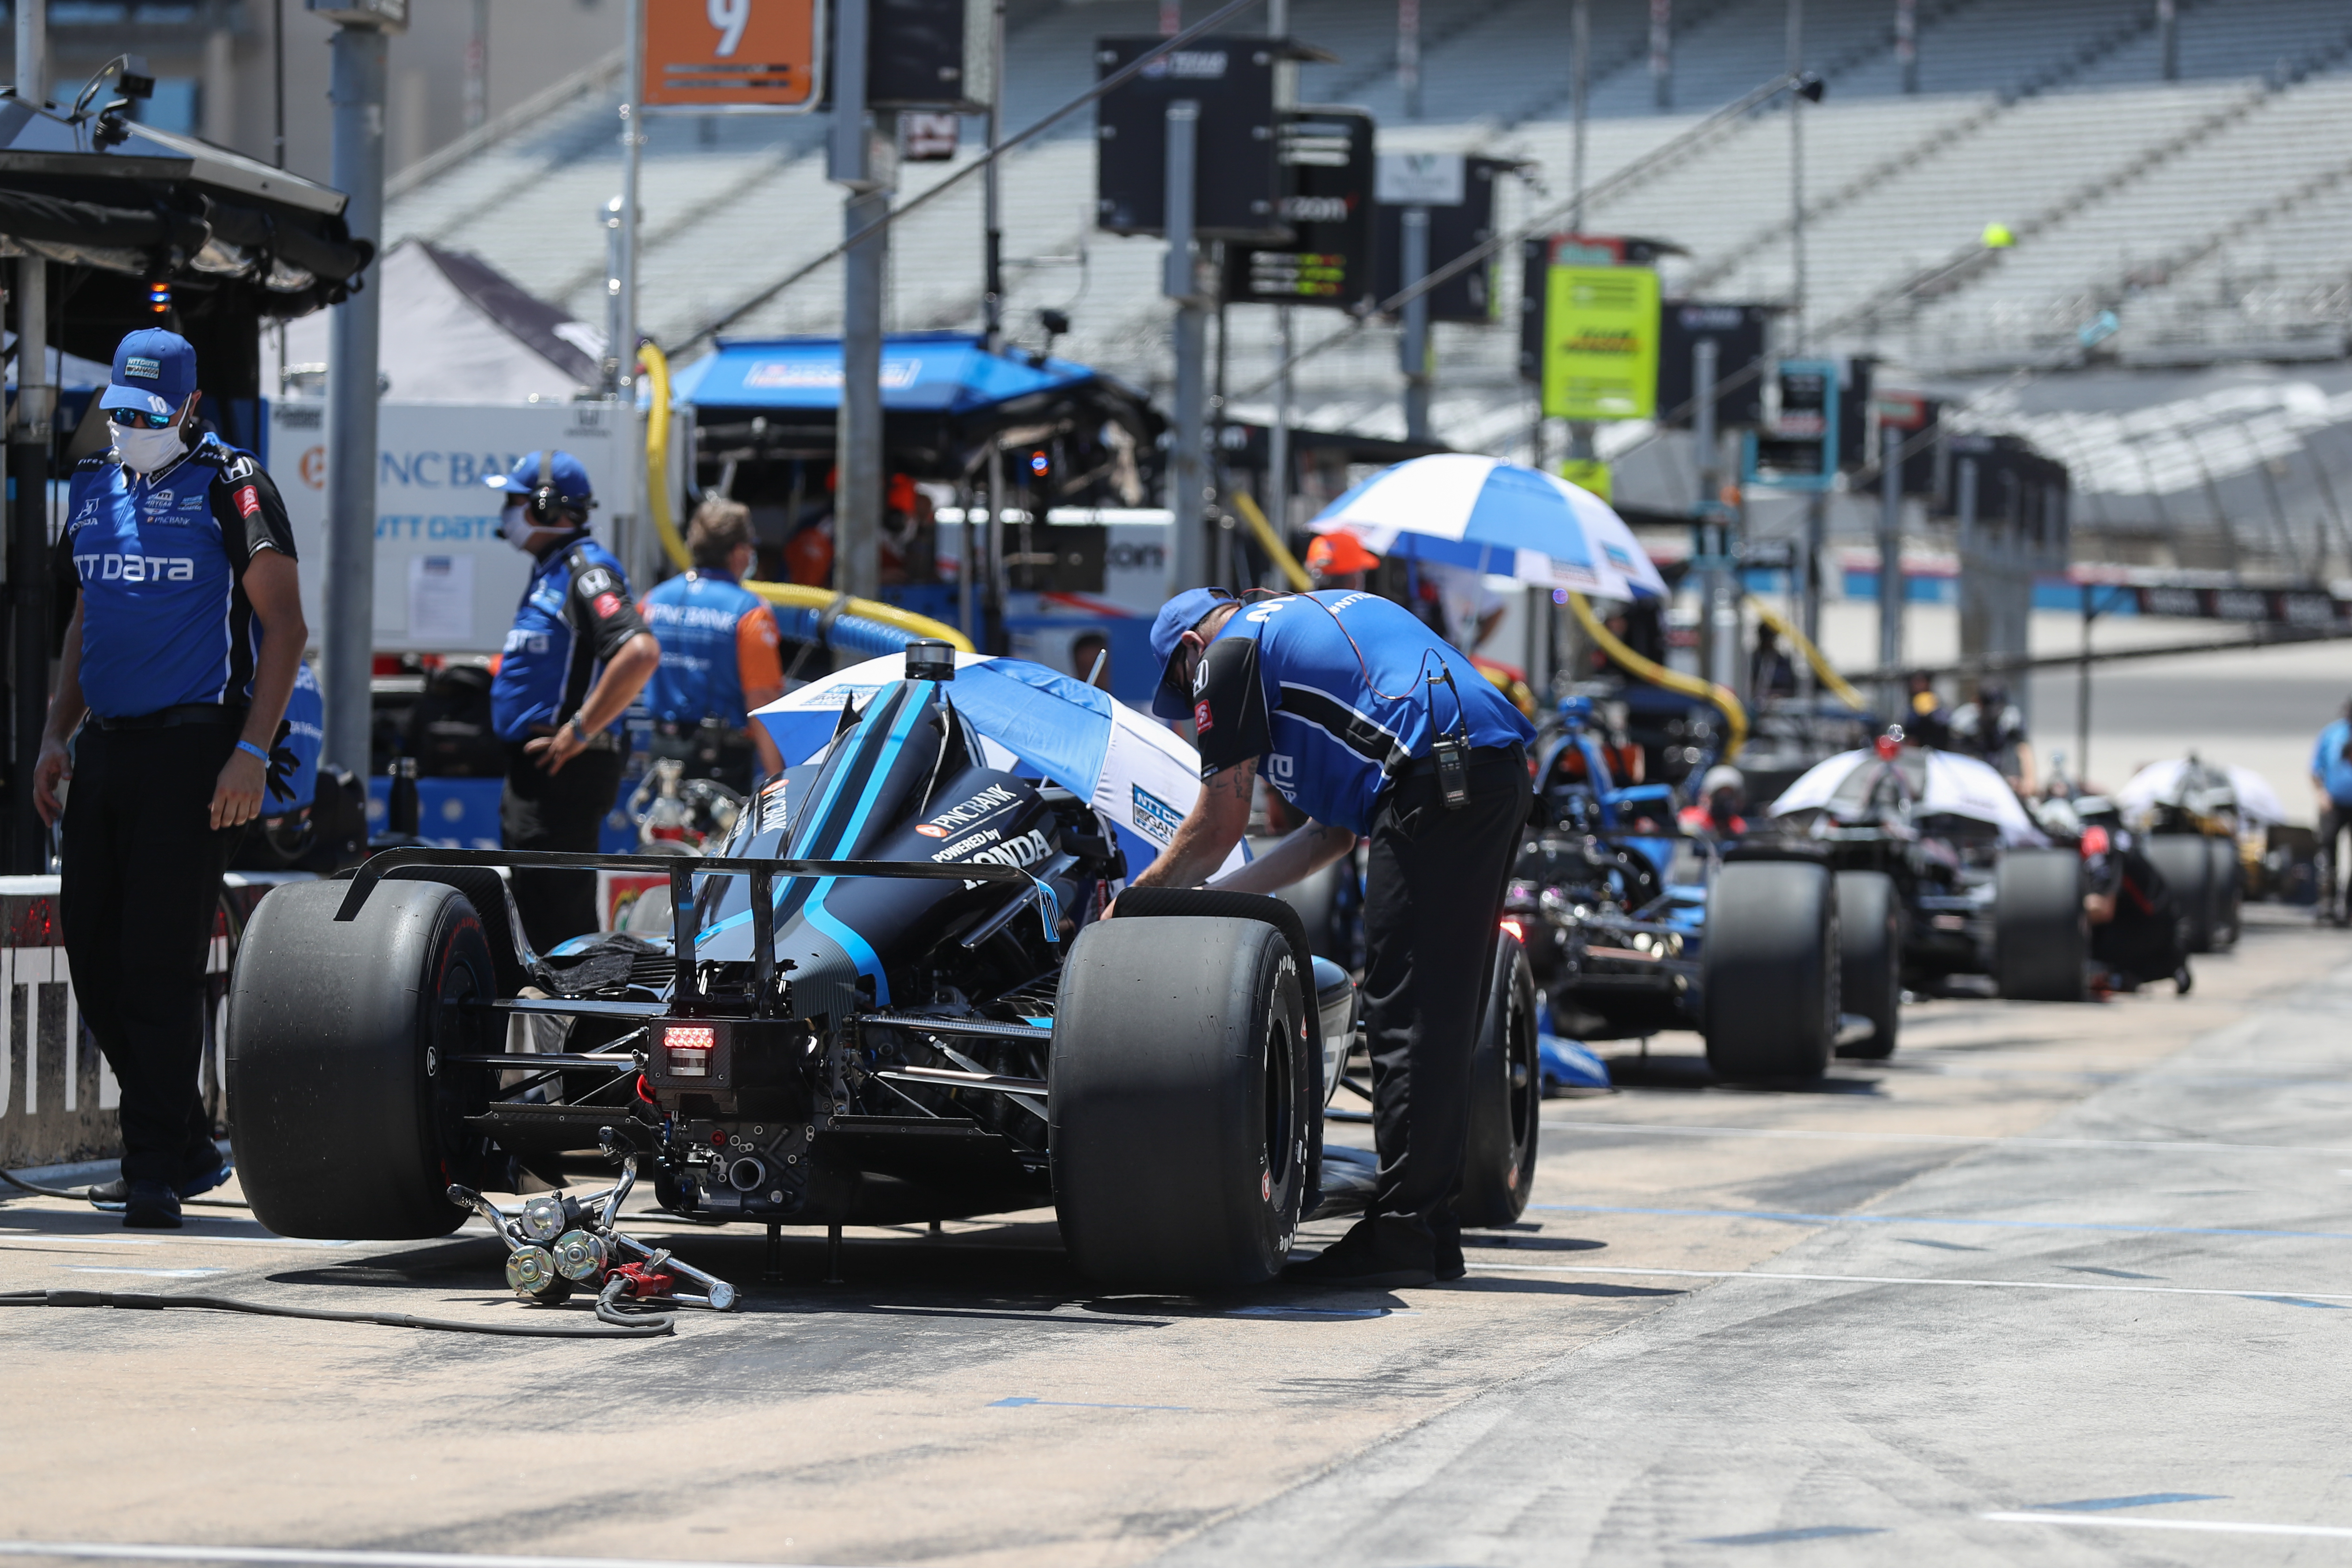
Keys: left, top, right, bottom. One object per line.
{"left": 109, "top": 408, "right": 176, "bottom": 430}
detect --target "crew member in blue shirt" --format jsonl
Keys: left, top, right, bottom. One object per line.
{"left": 637, "top": 496, "right": 786, "bottom": 792}
{"left": 1131, "top": 586, "right": 1535, "bottom": 1288}
{"left": 486, "top": 451, "right": 659, "bottom": 949}
{"left": 2311, "top": 696, "right": 2352, "bottom": 927}
{"left": 33, "top": 329, "right": 307, "bottom": 1229}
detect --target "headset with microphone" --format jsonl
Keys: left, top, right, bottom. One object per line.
{"left": 522, "top": 450, "right": 586, "bottom": 530}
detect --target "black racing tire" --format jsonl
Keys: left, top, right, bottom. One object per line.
{"left": 1051, "top": 915, "right": 1314, "bottom": 1293}
{"left": 1834, "top": 870, "right": 1902, "bottom": 1060}
{"left": 1994, "top": 848, "right": 2087, "bottom": 1002}
{"left": 1702, "top": 860, "right": 1837, "bottom": 1081}
{"left": 1454, "top": 931, "right": 1541, "bottom": 1228}
{"left": 2207, "top": 835, "right": 2242, "bottom": 949}
{"left": 227, "top": 878, "right": 502, "bottom": 1239}
{"left": 2145, "top": 835, "right": 2216, "bottom": 953}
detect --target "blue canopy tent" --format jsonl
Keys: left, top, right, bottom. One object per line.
{"left": 667, "top": 330, "right": 1161, "bottom": 486}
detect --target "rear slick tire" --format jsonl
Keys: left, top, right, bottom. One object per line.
{"left": 1994, "top": 848, "right": 2087, "bottom": 1002}
{"left": 1454, "top": 931, "right": 1540, "bottom": 1228}
{"left": 1051, "top": 916, "right": 1314, "bottom": 1293}
{"left": 1703, "top": 860, "right": 1837, "bottom": 1081}
{"left": 2207, "top": 835, "right": 2242, "bottom": 950}
{"left": 227, "top": 878, "right": 500, "bottom": 1239}
{"left": 1834, "top": 870, "right": 1902, "bottom": 1060}
{"left": 2145, "top": 835, "right": 2216, "bottom": 953}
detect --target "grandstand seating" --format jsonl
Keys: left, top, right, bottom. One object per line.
{"left": 374, "top": 0, "right": 2352, "bottom": 490}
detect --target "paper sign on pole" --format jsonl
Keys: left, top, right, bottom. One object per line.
{"left": 1540, "top": 265, "right": 1661, "bottom": 421}
{"left": 1374, "top": 151, "right": 1465, "bottom": 207}
{"left": 643, "top": 0, "right": 824, "bottom": 113}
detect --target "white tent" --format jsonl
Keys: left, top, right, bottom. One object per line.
{"left": 262, "top": 240, "right": 605, "bottom": 405}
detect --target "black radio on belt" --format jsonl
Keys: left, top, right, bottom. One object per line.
{"left": 1427, "top": 671, "right": 1470, "bottom": 811}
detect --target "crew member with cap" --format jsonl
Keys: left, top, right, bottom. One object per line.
{"left": 637, "top": 496, "right": 785, "bottom": 793}
{"left": 486, "top": 451, "right": 659, "bottom": 949}
{"left": 1133, "top": 587, "right": 1535, "bottom": 1288}
{"left": 1679, "top": 765, "right": 1748, "bottom": 841}
{"left": 33, "top": 329, "right": 306, "bottom": 1229}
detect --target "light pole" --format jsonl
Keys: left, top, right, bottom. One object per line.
{"left": 9, "top": 0, "right": 46, "bottom": 869}
{"left": 830, "top": 0, "right": 890, "bottom": 603}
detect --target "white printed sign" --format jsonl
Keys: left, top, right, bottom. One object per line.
{"left": 266, "top": 401, "right": 632, "bottom": 653}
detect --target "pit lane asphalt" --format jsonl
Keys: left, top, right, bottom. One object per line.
{"left": 2, "top": 906, "right": 2347, "bottom": 1568}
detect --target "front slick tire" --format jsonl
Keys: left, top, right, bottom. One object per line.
{"left": 1454, "top": 931, "right": 1540, "bottom": 1228}
{"left": 1052, "top": 916, "right": 1313, "bottom": 1294}
{"left": 1703, "top": 860, "right": 1837, "bottom": 1081}
{"left": 228, "top": 878, "right": 498, "bottom": 1239}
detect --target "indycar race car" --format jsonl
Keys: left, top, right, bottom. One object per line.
{"left": 225, "top": 644, "right": 1541, "bottom": 1301}
{"left": 1507, "top": 697, "right": 1847, "bottom": 1081}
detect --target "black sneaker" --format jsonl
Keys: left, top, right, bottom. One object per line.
{"left": 87, "top": 1159, "right": 231, "bottom": 1208}
{"left": 1280, "top": 1219, "right": 1435, "bottom": 1289}
{"left": 122, "top": 1180, "right": 183, "bottom": 1230}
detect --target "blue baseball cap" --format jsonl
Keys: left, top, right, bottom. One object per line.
{"left": 99, "top": 328, "right": 198, "bottom": 416}
{"left": 485, "top": 450, "right": 594, "bottom": 517}
{"left": 1148, "top": 587, "right": 1238, "bottom": 720}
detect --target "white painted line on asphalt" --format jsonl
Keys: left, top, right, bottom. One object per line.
{"left": 0, "top": 1542, "right": 852, "bottom": 1568}
{"left": 1540, "top": 1120, "right": 2352, "bottom": 1157}
{"left": 63, "top": 1267, "right": 226, "bottom": 1278}
{"left": 1529, "top": 1202, "right": 2352, "bottom": 1241}
{"left": 1983, "top": 1512, "right": 2352, "bottom": 1540}
{"left": 1473, "top": 1262, "right": 2352, "bottom": 1305}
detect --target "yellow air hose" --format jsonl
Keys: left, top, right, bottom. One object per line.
{"left": 637, "top": 340, "right": 974, "bottom": 653}
{"left": 1565, "top": 591, "right": 1748, "bottom": 761}
{"left": 1744, "top": 595, "right": 1866, "bottom": 710}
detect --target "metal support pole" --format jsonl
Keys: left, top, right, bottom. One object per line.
{"left": 1895, "top": 0, "right": 1917, "bottom": 94}
{"left": 1571, "top": 0, "right": 1590, "bottom": 226}
{"left": 831, "top": 0, "right": 886, "bottom": 603}
{"left": 839, "top": 185, "right": 889, "bottom": 603}
{"left": 1878, "top": 423, "right": 1904, "bottom": 721}
{"left": 2157, "top": 0, "right": 2178, "bottom": 82}
{"left": 2076, "top": 584, "right": 2093, "bottom": 788}
{"left": 1787, "top": 0, "right": 1806, "bottom": 348}
{"left": 982, "top": 0, "right": 1005, "bottom": 348}
{"left": 322, "top": 17, "right": 392, "bottom": 781}
{"left": 1801, "top": 492, "right": 1825, "bottom": 652}
{"left": 1268, "top": 0, "right": 1292, "bottom": 534}
{"left": 9, "top": 0, "right": 46, "bottom": 871}
{"left": 1693, "top": 340, "right": 1735, "bottom": 694}
{"left": 1164, "top": 99, "right": 1210, "bottom": 596}
{"left": 614, "top": 0, "right": 646, "bottom": 583}
{"left": 1398, "top": 0, "right": 1421, "bottom": 120}
{"left": 1400, "top": 206, "right": 1432, "bottom": 444}
{"left": 1650, "top": 0, "right": 1672, "bottom": 109}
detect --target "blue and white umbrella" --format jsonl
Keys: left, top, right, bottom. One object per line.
{"left": 1310, "top": 453, "right": 1668, "bottom": 601}
{"left": 753, "top": 650, "right": 1247, "bottom": 878}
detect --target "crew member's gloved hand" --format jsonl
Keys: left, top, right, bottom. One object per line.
{"left": 265, "top": 717, "right": 300, "bottom": 805}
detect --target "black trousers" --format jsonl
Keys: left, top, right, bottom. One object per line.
{"left": 2322, "top": 805, "right": 2352, "bottom": 915}
{"left": 61, "top": 722, "right": 243, "bottom": 1186}
{"left": 1359, "top": 746, "right": 1532, "bottom": 1258}
{"left": 501, "top": 741, "right": 626, "bottom": 952}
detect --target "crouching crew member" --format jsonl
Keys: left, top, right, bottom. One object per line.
{"left": 486, "top": 451, "right": 659, "bottom": 950}
{"left": 637, "top": 497, "right": 786, "bottom": 792}
{"left": 34, "top": 329, "right": 306, "bottom": 1229}
{"left": 1133, "top": 587, "right": 1535, "bottom": 1288}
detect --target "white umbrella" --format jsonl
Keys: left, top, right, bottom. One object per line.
{"left": 1771, "top": 747, "right": 2047, "bottom": 846}
{"left": 1308, "top": 453, "right": 1668, "bottom": 601}
{"left": 2114, "top": 758, "right": 2288, "bottom": 825}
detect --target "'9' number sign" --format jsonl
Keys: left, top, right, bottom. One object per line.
{"left": 643, "top": 0, "right": 822, "bottom": 111}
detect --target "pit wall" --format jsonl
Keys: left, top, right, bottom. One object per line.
{"left": 0, "top": 873, "right": 308, "bottom": 1171}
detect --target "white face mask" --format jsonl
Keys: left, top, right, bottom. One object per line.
{"left": 110, "top": 419, "right": 187, "bottom": 475}
{"left": 500, "top": 501, "right": 535, "bottom": 551}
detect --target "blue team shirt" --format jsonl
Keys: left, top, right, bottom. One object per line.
{"left": 1190, "top": 590, "right": 1534, "bottom": 836}
{"left": 59, "top": 434, "right": 296, "bottom": 720}
{"left": 638, "top": 569, "right": 780, "bottom": 730}
{"left": 2314, "top": 720, "right": 2352, "bottom": 805}
{"left": 492, "top": 537, "right": 649, "bottom": 741}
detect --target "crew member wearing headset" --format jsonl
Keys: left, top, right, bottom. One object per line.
{"left": 637, "top": 496, "right": 786, "bottom": 792}
{"left": 34, "top": 329, "right": 306, "bottom": 1229}
{"left": 486, "top": 451, "right": 659, "bottom": 949}
{"left": 1132, "top": 587, "right": 1535, "bottom": 1288}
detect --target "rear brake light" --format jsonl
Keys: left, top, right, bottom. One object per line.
{"left": 663, "top": 1024, "right": 715, "bottom": 1078}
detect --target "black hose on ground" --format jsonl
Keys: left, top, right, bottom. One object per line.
{"left": 0, "top": 1167, "right": 250, "bottom": 1209}
{"left": 0, "top": 1288, "right": 674, "bottom": 1339}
